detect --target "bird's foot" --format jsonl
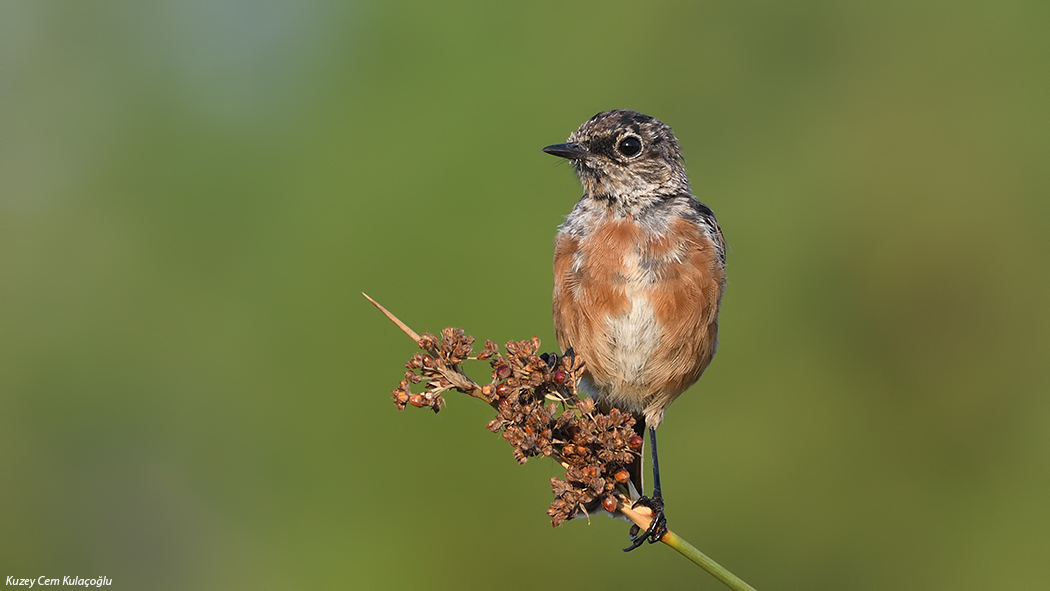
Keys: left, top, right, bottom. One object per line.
{"left": 623, "top": 495, "right": 667, "bottom": 552}
{"left": 540, "top": 347, "right": 575, "bottom": 370}
{"left": 539, "top": 352, "right": 559, "bottom": 369}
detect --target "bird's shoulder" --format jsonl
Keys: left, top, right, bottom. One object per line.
{"left": 681, "top": 197, "right": 726, "bottom": 266}
{"left": 633, "top": 195, "right": 726, "bottom": 266}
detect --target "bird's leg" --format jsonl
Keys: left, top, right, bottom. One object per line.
{"left": 623, "top": 426, "right": 668, "bottom": 551}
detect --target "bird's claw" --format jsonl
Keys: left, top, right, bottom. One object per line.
{"left": 622, "top": 495, "right": 667, "bottom": 552}
{"left": 539, "top": 352, "right": 559, "bottom": 369}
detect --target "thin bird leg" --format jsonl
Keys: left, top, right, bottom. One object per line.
{"left": 623, "top": 426, "right": 668, "bottom": 551}
{"left": 649, "top": 425, "right": 664, "bottom": 503}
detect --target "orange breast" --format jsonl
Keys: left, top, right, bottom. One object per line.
{"left": 552, "top": 213, "right": 724, "bottom": 426}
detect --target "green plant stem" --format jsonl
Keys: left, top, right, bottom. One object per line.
{"left": 620, "top": 503, "right": 757, "bottom": 591}
{"left": 662, "top": 530, "right": 757, "bottom": 591}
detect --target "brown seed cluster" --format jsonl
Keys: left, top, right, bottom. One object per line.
{"left": 392, "top": 327, "right": 496, "bottom": 413}
{"left": 546, "top": 399, "right": 638, "bottom": 526}
{"left": 485, "top": 337, "right": 569, "bottom": 464}
{"left": 391, "top": 327, "right": 639, "bottom": 527}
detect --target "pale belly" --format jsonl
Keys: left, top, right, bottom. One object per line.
{"left": 590, "top": 288, "right": 663, "bottom": 414}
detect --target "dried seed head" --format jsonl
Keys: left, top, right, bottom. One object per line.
{"left": 392, "top": 389, "right": 409, "bottom": 411}
{"left": 495, "top": 364, "right": 511, "bottom": 381}
{"left": 388, "top": 326, "right": 639, "bottom": 528}
{"left": 417, "top": 334, "right": 438, "bottom": 353}
{"left": 628, "top": 435, "right": 644, "bottom": 450}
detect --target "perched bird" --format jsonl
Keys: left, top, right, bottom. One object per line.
{"left": 543, "top": 110, "right": 726, "bottom": 550}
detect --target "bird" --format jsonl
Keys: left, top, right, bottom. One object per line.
{"left": 543, "top": 110, "right": 726, "bottom": 551}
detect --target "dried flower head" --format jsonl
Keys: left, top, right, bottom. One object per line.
{"left": 392, "top": 325, "right": 639, "bottom": 527}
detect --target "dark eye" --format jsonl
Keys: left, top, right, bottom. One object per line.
{"left": 617, "top": 136, "right": 642, "bottom": 157}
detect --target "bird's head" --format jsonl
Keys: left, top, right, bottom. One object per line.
{"left": 543, "top": 110, "right": 690, "bottom": 204}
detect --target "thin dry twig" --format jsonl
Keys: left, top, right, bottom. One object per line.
{"left": 363, "top": 292, "right": 420, "bottom": 342}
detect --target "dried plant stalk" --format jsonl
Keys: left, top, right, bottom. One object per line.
{"left": 365, "top": 294, "right": 757, "bottom": 591}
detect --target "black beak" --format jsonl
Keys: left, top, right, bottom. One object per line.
{"left": 542, "top": 142, "right": 589, "bottom": 160}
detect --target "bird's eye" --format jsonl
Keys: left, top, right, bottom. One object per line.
{"left": 617, "top": 136, "right": 642, "bottom": 158}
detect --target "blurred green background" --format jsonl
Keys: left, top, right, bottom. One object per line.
{"left": 2, "top": 1, "right": 1048, "bottom": 589}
